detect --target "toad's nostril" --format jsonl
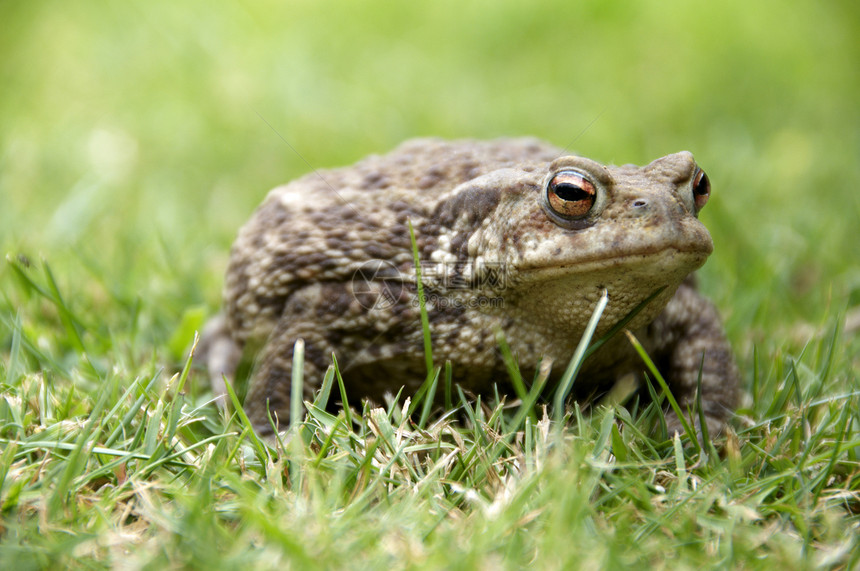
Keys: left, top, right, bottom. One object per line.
{"left": 632, "top": 199, "right": 648, "bottom": 208}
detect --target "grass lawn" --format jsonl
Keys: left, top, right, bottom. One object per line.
{"left": 1, "top": 0, "right": 858, "bottom": 568}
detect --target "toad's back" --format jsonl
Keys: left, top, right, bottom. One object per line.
{"left": 223, "top": 138, "right": 562, "bottom": 344}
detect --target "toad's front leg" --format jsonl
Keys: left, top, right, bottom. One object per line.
{"left": 649, "top": 279, "right": 740, "bottom": 436}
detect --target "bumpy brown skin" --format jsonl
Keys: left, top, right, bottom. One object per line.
{"left": 203, "top": 138, "right": 739, "bottom": 436}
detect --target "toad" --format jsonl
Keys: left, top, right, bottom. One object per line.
{"left": 201, "top": 138, "right": 738, "bottom": 436}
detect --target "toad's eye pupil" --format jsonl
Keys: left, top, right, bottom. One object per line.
{"left": 553, "top": 183, "right": 590, "bottom": 202}
{"left": 545, "top": 171, "right": 597, "bottom": 220}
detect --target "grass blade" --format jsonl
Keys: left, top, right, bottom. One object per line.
{"left": 408, "top": 221, "right": 434, "bottom": 376}
{"left": 554, "top": 289, "right": 608, "bottom": 423}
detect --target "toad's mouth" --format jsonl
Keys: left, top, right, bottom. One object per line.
{"left": 519, "top": 244, "right": 711, "bottom": 279}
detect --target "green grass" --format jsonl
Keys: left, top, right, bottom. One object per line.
{"left": 1, "top": 0, "right": 859, "bottom": 568}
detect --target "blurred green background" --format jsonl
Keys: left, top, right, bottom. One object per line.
{"left": 1, "top": 0, "right": 858, "bottom": 350}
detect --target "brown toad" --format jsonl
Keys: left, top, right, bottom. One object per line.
{"left": 201, "top": 138, "right": 739, "bottom": 435}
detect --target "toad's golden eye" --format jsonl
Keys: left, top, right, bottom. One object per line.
{"left": 546, "top": 171, "right": 597, "bottom": 219}
{"left": 693, "top": 169, "right": 710, "bottom": 212}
